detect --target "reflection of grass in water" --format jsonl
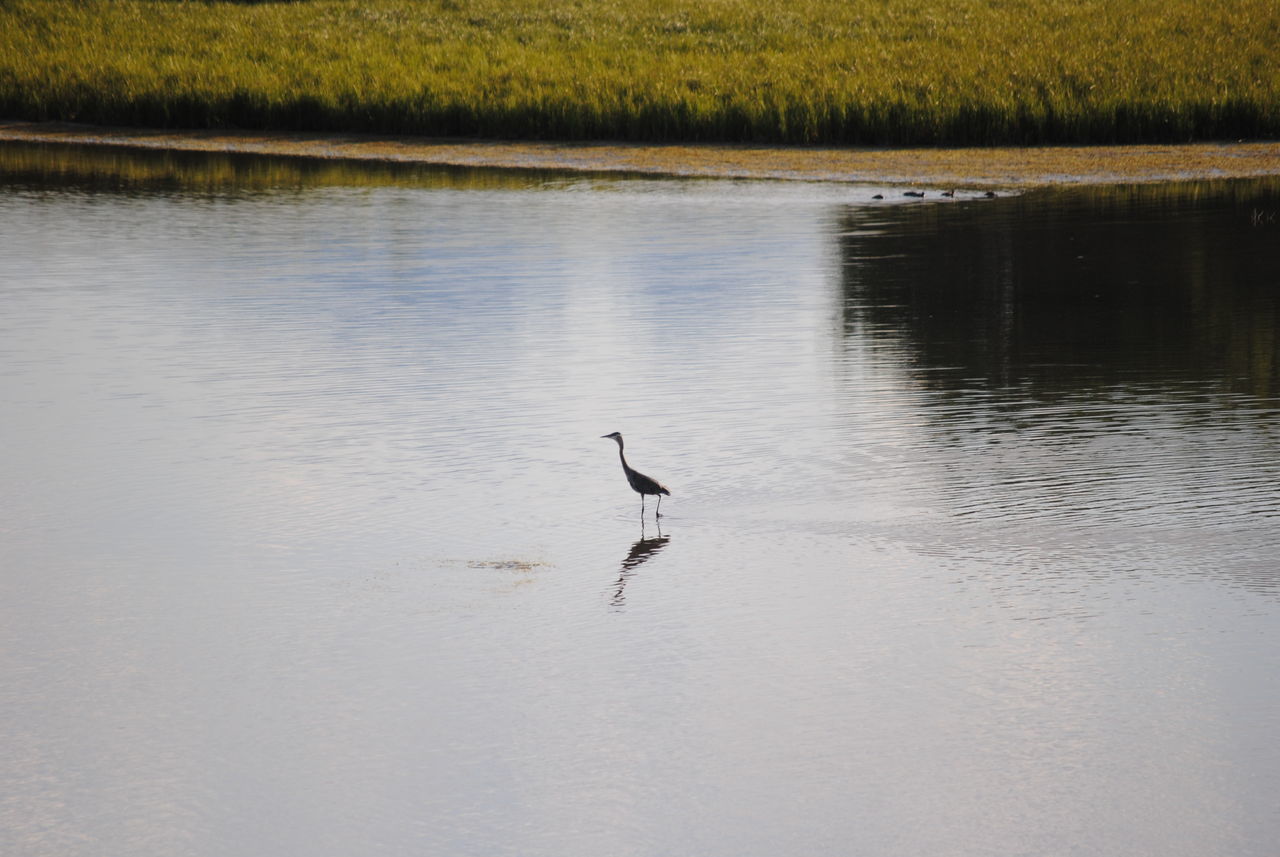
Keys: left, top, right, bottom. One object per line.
{"left": 1106, "top": 180, "right": 1280, "bottom": 400}
{"left": 1037, "top": 176, "right": 1280, "bottom": 207}
{"left": 0, "top": 140, "right": 564, "bottom": 191}
{"left": 1, "top": 0, "right": 1278, "bottom": 145}
{"left": 840, "top": 179, "right": 1280, "bottom": 400}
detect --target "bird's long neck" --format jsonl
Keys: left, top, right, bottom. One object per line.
{"left": 616, "top": 444, "right": 629, "bottom": 471}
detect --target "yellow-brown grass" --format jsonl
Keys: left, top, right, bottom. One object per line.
{"left": 2, "top": 0, "right": 1278, "bottom": 145}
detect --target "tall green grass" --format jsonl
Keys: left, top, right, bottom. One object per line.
{"left": 2, "top": 0, "right": 1277, "bottom": 145}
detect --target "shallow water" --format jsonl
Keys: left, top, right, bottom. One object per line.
{"left": 2, "top": 144, "right": 1279, "bottom": 856}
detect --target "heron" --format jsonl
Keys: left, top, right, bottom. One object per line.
{"left": 601, "top": 432, "right": 670, "bottom": 517}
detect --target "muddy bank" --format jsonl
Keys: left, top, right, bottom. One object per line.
{"left": 3, "top": 120, "right": 1279, "bottom": 187}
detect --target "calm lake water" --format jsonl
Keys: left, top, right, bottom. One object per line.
{"left": 2, "top": 142, "right": 1279, "bottom": 856}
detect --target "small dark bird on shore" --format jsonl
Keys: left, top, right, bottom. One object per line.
{"left": 904, "top": 190, "right": 925, "bottom": 198}
{"left": 601, "top": 432, "right": 670, "bottom": 517}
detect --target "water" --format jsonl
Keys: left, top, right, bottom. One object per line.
{"left": 2, "top": 143, "right": 1279, "bottom": 856}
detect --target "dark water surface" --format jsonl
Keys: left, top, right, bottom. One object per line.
{"left": 3, "top": 143, "right": 1279, "bottom": 856}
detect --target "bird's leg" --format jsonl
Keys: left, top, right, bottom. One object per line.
{"left": 641, "top": 495, "right": 645, "bottom": 517}
{"left": 656, "top": 495, "right": 663, "bottom": 517}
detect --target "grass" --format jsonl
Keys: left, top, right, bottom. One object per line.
{"left": 1, "top": 0, "right": 1278, "bottom": 146}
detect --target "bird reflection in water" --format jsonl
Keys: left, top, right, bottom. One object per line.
{"left": 611, "top": 521, "right": 669, "bottom": 608}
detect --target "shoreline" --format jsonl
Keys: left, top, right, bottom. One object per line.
{"left": 3, "top": 120, "right": 1280, "bottom": 187}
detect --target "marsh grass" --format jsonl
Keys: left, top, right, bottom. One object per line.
{"left": 2, "top": 0, "right": 1278, "bottom": 145}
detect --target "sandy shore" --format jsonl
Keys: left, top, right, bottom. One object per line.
{"left": 3, "top": 120, "right": 1279, "bottom": 187}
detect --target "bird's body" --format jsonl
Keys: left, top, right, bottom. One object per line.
{"left": 601, "top": 432, "right": 670, "bottom": 517}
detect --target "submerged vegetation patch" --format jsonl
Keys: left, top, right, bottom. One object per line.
{"left": 1, "top": 0, "right": 1278, "bottom": 146}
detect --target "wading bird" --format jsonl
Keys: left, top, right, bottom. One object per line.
{"left": 601, "top": 432, "right": 670, "bottom": 517}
